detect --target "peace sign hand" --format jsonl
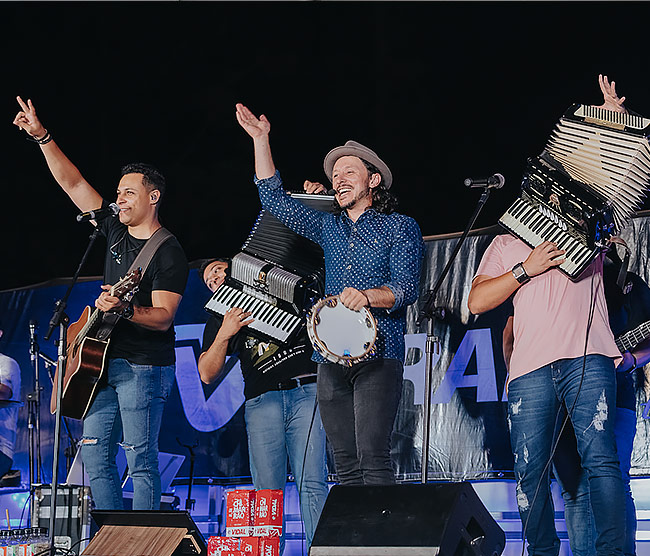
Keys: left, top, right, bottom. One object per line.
{"left": 13, "top": 96, "right": 47, "bottom": 138}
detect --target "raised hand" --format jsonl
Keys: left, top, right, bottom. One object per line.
{"left": 522, "top": 241, "right": 566, "bottom": 277}
{"left": 13, "top": 96, "right": 47, "bottom": 138}
{"left": 304, "top": 180, "right": 327, "bottom": 194}
{"left": 235, "top": 103, "right": 271, "bottom": 139}
{"left": 597, "top": 74, "right": 627, "bottom": 113}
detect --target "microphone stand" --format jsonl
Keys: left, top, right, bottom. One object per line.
{"left": 417, "top": 186, "right": 494, "bottom": 484}
{"left": 28, "top": 321, "right": 43, "bottom": 491}
{"left": 41, "top": 359, "right": 79, "bottom": 472}
{"left": 178, "top": 439, "right": 198, "bottom": 512}
{"left": 44, "top": 226, "right": 101, "bottom": 555}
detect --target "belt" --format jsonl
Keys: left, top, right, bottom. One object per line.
{"left": 275, "top": 375, "right": 317, "bottom": 391}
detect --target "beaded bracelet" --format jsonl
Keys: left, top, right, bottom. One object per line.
{"left": 25, "top": 130, "right": 52, "bottom": 145}
{"left": 630, "top": 352, "right": 638, "bottom": 372}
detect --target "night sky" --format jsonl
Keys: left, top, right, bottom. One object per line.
{"left": 3, "top": 1, "right": 650, "bottom": 292}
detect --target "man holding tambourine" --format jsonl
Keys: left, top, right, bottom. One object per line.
{"left": 235, "top": 103, "right": 425, "bottom": 486}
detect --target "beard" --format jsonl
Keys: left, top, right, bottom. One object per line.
{"left": 335, "top": 185, "right": 371, "bottom": 211}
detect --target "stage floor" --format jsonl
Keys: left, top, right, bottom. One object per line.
{"left": 3, "top": 477, "right": 650, "bottom": 555}
{"left": 171, "top": 477, "right": 650, "bottom": 555}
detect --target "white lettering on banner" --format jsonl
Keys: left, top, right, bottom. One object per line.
{"left": 174, "top": 324, "right": 245, "bottom": 432}
{"left": 430, "top": 328, "right": 502, "bottom": 404}
{"left": 173, "top": 325, "right": 505, "bottom": 433}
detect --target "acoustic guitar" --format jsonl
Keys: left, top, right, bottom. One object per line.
{"left": 50, "top": 268, "right": 142, "bottom": 420}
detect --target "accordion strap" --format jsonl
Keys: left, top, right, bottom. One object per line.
{"left": 607, "top": 236, "right": 631, "bottom": 291}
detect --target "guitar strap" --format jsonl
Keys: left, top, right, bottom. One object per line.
{"left": 98, "top": 227, "right": 174, "bottom": 336}
{"left": 127, "top": 226, "right": 174, "bottom": 277}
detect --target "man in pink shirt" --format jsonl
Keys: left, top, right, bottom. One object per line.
{"left": 468, "top": 76, "right": 626, "bottom": 556}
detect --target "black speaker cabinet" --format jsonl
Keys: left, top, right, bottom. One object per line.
{"left": 310, "top": 483, "right": 505, "bottom": 556}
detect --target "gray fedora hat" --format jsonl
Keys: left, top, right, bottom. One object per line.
{"left": 323, "top": 140, "right": 393, "bottom": 189}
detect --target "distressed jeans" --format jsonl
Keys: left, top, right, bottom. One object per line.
{"left": 81, "top": 358, "right": 175, "bottom": 510}
{"left": 245, "top": 382, "right": 328, "bottom": 552}
{"left": 317, "top": 358, "right": 403, "bottom": 485}
{"left": 555, "top": 370, "right": 638, "bottom": 556}
{"left": 508, "top": 355, "right": 625, "bottom": 556}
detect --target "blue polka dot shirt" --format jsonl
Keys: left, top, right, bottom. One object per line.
{"left": 255, "top": 171, "right": 425, "bottom": 364}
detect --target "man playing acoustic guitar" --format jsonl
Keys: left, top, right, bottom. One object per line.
{"left": 13, "top": 97, "right": 188, "bottom": 510}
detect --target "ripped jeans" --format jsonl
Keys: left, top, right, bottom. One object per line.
{"left": 508, "top": 355, "right": 624, "bottom": 556}
{"left": 81, "top": 358, "right": 175, "bottom": 510}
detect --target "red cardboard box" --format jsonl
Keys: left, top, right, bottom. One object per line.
{"left": 259, "top": 538, "right": 280, "bottom": 556}
{"left": 226, "top": 489, "right": 256, "bottom": 537}
{"left": 221, "top": 552, "right": 245, "bottom": 556}
{"left": 253, "top": 489, "right": 283, "bottom": 537}
{"left": 240, "top": 537, "right": 260, "bottom": 555}
{"left": 207, "top": 536, "right": 240, "bottom": 556}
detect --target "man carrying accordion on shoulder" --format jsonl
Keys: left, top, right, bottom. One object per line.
{"left": 469, "top": 75, "right": 649, "bottom": 556}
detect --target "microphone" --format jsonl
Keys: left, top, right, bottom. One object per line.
{"left": 76, "top": 203, "right": 120, "bottom": 223}
{"left": 464, "top": 173, "right": 505, "bottom": 189}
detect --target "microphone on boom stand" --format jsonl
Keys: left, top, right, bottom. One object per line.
{"left": 464, "top": 173, "right": 505, "bottom": 189}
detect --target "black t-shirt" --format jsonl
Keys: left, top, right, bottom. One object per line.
{"left": 604, "top": 263, "right": 650, "bottom": 410}
{"left": 98, "top": 213, "right": 188, "bottom": 366}
{"left": 201, "top": 315, "right": 316, "bottom": 400}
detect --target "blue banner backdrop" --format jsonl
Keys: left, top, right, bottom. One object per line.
{"left": 2, "top": 214, "right": 650, "bottom": 484}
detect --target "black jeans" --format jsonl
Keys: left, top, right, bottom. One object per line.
{"left": 317, "top": 358, "right": 403, "bottom": 485}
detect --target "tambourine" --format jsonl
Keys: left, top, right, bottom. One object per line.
{"left": 307, "top": 295, "right": 377, "bottom": 367}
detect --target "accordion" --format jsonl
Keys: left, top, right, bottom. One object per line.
{"left": 499, "top": 104, "right": 650, "bottom": 279}
{"left": 205, "top": 193, "right": 334, "bottom": 344}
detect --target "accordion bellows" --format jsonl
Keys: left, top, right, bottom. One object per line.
{"left": 547, "top": 104, "right": 650, "bottom": 233}
{"left": 499, "top": 104, "right": 650, "bottom": 280}
{"left": 205, "top": 194, "right": 331, "bottom": 344}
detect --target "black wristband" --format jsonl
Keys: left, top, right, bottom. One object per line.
{"left": 121, "top": 301, "right": 134, "bottom": 320}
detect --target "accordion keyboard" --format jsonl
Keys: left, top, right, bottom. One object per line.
{"left": 205, "top": 284, "right": 302, "bottom": 344}
{"left": 499, "top": 196, "right": 597, "bottom": 278}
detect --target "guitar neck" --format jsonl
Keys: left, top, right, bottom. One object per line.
{"left": 616, "top": 320, "right": 650, "bottom": 352}
{"left": 74, "top": 308, "right": 103, "bottom": 349}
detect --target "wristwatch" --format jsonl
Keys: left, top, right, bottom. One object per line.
{"left": 511, "top": 263, "right": 530, "bottom": 285}
{"left": 121, "top": 301, "right": 135, "bottom": 320}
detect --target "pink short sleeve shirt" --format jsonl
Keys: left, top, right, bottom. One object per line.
{"left": 475, "top": 234, "right": 621, "bottom": 383}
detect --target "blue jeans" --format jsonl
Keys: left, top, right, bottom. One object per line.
{"left": 556, "top": 397, "right": 637, "bottom": 555}
{"left": 244, "top": 382, "right": 328, "bottom": 551}
{"left": 317, "top": 359, "right": 403, "bottom": 485}
{"left": 81, "top": 358, "right": 175, "bottom": 510}
{"left": 508, "top": 355, "right": 625, "bottom": 556}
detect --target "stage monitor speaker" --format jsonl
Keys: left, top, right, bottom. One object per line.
{"left": 310, "top": 482, "right": 505, "bottom": 556}
{"left": 83, "top": 510, "right": 206, "bottom": 556}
